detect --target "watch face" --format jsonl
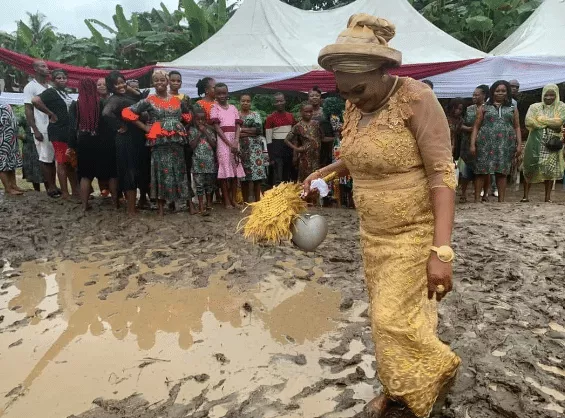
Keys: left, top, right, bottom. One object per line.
{"left": 438, "top": 246, "right": 455, "bottom": 262}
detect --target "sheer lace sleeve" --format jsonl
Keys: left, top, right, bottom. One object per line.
{"left": 408, "top": 85, "right": 456, "bottom": 190}
{"left": 102, "top": 96, "right": 122, "bottom": 133}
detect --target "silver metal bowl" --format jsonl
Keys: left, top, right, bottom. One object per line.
{"left": 291, "top": 214, "right": 328, "bottom": 252}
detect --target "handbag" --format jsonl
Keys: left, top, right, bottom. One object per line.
{"left": 543, "top": 128, "right": 564, "bottom": 152}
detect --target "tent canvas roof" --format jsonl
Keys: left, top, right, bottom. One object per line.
{"left": 159, "top": 0, "right": 486, "bottom": 73}
{"left": 491, "top": 0, "right": 565, "bottom": 56}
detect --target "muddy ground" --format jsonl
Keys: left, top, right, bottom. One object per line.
{"left": 0, "top": 184, "right": 564, "bottom": 418}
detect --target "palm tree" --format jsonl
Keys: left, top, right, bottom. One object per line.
{"left": 15, "top": 12, "right": 57, "bottom": 58}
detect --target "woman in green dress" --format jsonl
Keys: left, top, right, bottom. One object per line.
{"left": 470, "top": 80, "right": 522, "bottom": 203}
{"left": 522, "top": 84, "right": 565, "bottom": 203}
{"left": 458, "top": 85, "right": 488, "bottom": 202}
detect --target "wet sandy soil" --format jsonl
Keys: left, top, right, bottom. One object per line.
{"left": 0, "top": 184, "right": 564, "bottom": 418}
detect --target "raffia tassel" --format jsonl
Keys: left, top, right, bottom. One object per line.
{"left": 239, "top": 182, "right": 306, "bottom": 243}
{"left": 238, "top": 172, "right": 338, "bottom": 244}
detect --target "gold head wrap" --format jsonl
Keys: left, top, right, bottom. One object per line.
{"left": 319, "top": 14, "right": 402, "bottom": 73}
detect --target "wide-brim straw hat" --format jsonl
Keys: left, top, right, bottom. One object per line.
{"left": 319, "top": 14, "right": 402, "bottom": 73}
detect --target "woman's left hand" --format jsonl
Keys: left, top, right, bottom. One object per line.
{"left": 427, "top": 254, "right": 453, "bottom": 302}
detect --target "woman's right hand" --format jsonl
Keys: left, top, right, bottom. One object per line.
{"left": 302, "top": 170, "right": 322, "bottom": 197}
{"left": 34, "top": 131, "right": 44, "bottom": 142}
{"left": 49, "top": 113, "right": 58, "bottom": 123}
{"left": 470, "top": 144, "right": 477, "bottom": 157}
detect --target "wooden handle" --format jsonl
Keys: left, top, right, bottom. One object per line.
{"left": 323, "top": 172, "right": 338, "bottom": 183}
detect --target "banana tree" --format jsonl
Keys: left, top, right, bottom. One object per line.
{"left": 85, "top": 3, "right": 195, "bottom": 68}
{"left": 180, "top": 0, "right": 228, "bottom": 45}
{"left": 417, "top": 0, "right": 540, "bottom": 52}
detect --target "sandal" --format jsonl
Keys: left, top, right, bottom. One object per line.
{"left": 47, "top": 190, "right": 61, "bottom": 198}
{"left": 459, "top": 196, "right": 467, "bottom": 203}
{"left": 520, "top": 198, "right": 529, "bottom": 203}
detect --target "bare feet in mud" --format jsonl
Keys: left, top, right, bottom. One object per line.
{"left": 5, "top": 188, "right": 24, "bottom": 195}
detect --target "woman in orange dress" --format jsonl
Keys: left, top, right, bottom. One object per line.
{"left": 122, "top": 70, "right": 193, "bottom": 216}
{"left": 305, "top": 14, "right": 460, "bottom": 418}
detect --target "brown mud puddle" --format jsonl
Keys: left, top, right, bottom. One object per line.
{"left": 0, "top": 250, "right": 370, "bottom": 418}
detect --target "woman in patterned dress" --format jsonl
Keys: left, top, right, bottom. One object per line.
{"left": 239, "top": 94, "right": 267, "bottom": 203}
{"left": 306, "top": 15, "right": 460, "bottom": 417}
{"left": 470, "top": 80, "right": 522, "bottom": 203}
{"left": 522, "top": 84, "right": 565, "bottom": 203}
{"left": 0, "top": 102, "right": 23, "bottom": 195}
{"left": 309, "top": 86, "right": 337, "bottom": 167}
{"left": 285, "top": 103, "right": 322, "bottom": 183}
{"left": 122, "top": 70, "right": 193, "bottom": 216}
{"left": 210, "top": 83, "right": 245, "bottom": 208}
{"left": 446, "top": 98, "right": 464, "bottom": 160}
{"left": 458, "top": 85, "right": 488, "bottom": 203}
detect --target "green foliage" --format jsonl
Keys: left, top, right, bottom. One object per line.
{"left": 79, "top": 1, "right": 228, "bottom": 69}
{"left": 252, "top": 95, "right": 275, "bottom": 115}
{"left": 280, "top": 0, "right": 353, "bottom": 10}
{"left": 0, "top": 0, "right": 543, "bottom": 94}
{"left": 412, "top": 0, "right": 541, "bottom": 52}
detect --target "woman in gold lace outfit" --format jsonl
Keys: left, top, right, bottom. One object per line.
{"left": 305, "top": 15, "right": 461, "bottom": 418}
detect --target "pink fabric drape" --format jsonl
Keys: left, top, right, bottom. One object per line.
{"left": 0, "top": 47, "right": 155, "bottom": 88}
{"left": 260, "top": 59, "right": 483, "bottom": 91}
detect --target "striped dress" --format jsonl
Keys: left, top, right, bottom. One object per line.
{"left": 0, "top": 104, "right": 22, "bottom": 172}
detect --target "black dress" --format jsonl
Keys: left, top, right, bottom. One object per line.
{"left": 69, "top": 101, "right": 117, "bottom": 181}
{"left": 102, "top": 94, "right": 150, "bottom": 193}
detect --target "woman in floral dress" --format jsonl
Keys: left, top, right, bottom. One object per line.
{"left": 459, "top": 85, "right": 488, "bottom": 202}
{"left": 471, "top": 80, "right": 522, "bottom": 203}
{"left": 239, "top": 94, "right": 267, "bottom": 203}
{"left": 284, "top": 103, "right": 322, "bottom": 182}
{"left": 122, "top": 70, "right": 193, "bottom": 216}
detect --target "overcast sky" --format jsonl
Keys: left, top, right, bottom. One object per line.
{"left": 1, "top": 0, "right": 180, "bottom": 38}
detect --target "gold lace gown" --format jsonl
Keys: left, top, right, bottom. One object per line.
{"left": 339, "top": 78, "right": 461, "bottom": 417}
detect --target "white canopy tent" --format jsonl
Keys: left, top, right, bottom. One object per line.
{"left": 429, "top": 0, "right": 565, "bottom": 97}
{"left": 158, "top": 0, "right": 486, "bottom": 97}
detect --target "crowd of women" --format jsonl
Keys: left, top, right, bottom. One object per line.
{"left": 0, "top": 62, "right": 350, "bottom": 215}
{"left": 446, "top": 79, "right": 565, "bottom": 203}
{"left": 0, "top": 61, "right": 564, "bottom": 210}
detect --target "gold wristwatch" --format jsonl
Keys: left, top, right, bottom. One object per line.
{"left": 430, "top": 246, "right": 455, "bottom": 263}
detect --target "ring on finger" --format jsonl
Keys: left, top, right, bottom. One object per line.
{"left": 436, "top": 285, "right": 445, "bottom": 294}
